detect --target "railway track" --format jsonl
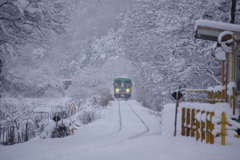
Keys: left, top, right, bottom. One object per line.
{"left": 81, "top": 100, "right": 151, "bottom": 151}
{"left": 124, "top": 101, "right": 150, "bottom": 138}
{"left": 118, "top": 100, "right": 122, "bottom": 132}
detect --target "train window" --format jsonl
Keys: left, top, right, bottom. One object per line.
{"left": 114, "top": 81, "right": 120, "bottom": 87}
{"left": 121, "top": 82, "right": 124, "bottom": 88}
{"left": 126, "top": 81, "right": 132, "bottom": 87}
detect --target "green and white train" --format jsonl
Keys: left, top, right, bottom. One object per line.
{"left": 113, "top": 78, "right": 132, "bottom": 99}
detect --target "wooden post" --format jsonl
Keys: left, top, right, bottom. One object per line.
{"left": 218, "top": 91, "right": 221, "bottom": 100}
{"left": 196, "top": 110, "right": 200, "bottom": 141}
{"left": 210, "top": 112, "right": 215, "bottom": 144}
{"left": 186, "top": 108, "right": 190, "bottom": 136}
{"left": 205, "top": 112, "right": 210, "bottom": 143}
{"left": 200, "top": 111, "right": 205, "bottom": 142}
{"left": 208, "top": 92, "right": 211, "bottom": 104}
{"left": 208, "top": 91, "right": 215, "bottom": 104}
{"left": 221, "top": 112, "right": 227, "bottom": 145}
{"left": 181, "top": 108, "right": 186, "bottom": 136}
{"left": 190, "top": 109, "right": 195, "bottom": 137}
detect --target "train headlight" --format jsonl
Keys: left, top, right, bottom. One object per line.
{"left": 126, "top": 88, "right": 130, "bottom": 93}
{"left": 116, "top": 88, "right": 120, "bottom": 92}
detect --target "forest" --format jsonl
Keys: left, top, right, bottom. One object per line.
{"left": 0, "top": 0, "right": 240, "bottom": 144}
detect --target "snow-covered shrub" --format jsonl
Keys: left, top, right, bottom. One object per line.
{"left": 77, "top": 110, "right": 101, "bottom": 125}
{"left": 90, "top": 88, "right": 113, "bottom": 107}
{"left": 51, "top": 122, "right": 70, "bottom": 138}
{"left": 38, "top": 119, "right": 50, "bottom": 138}
{"left": 0, "top": 101, "right": 40, "bottom": 145}
{"left": 40, "top": 120, "right": 71, "bottom": 139}
{"left": 40, "top": 122, "right": 55, "bottom": 139}
{"left": 98, "top": 88, "right": 114, "bottom": 106}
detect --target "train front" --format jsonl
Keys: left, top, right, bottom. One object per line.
{"left": 113, "top": 78, "right": 132, "bottom": 99}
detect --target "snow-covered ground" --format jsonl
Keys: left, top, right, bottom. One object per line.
{"left": 0, "top": 100, "right": 239, "bottom": 160}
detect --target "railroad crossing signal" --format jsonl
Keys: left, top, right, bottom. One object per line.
{"left": 66, "top": 104, "right": 75, "bottom": 135}
{"left": 172, "top": 91, "right": 183, "bottom": 137}
{"left": 172, "top": 91, "right": 183, "bottom": 100}
{"left": 52, "top": 115, "right": 61, "bottom": 122}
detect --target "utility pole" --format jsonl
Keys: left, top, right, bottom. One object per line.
{"left": 172, "top": 91, "right": 183, "bottom": 136}
{"left": 230, "top": 0, "right": 236, "bottom": 24}
{"left": 174, "top": 92, "right": 179, "bottom": 137}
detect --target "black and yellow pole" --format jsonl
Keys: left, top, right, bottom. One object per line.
{"left": 172, "top": 91, "right": 183, "bottom": 136}
{"left": 174, "top": 91, "right": 178, "bottom": 137}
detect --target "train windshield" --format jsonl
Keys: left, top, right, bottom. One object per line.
{"left": 114, "top": 80, "right": 120, "bottom": 87}
{"left": 114, "top": 79, "right": 132, "bottom": 87}
{"left": 126, "top": 81, "right": 132, "bottom": 87}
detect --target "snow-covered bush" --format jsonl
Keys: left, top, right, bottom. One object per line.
{"left": 40, "top": 122, "right": 55, "bottom": 139}
{"left": 39, "top": 99, "right": 104, "bottom": 139}
{"left": 98, "top": 88, "right": 114, "bottom": 106}
{"left": 40, "top": 120, "right": 72, "bottom": 139}
{"left": 77, "top": 110, "right": 101, "bottom": 125}
{"left": 51, "top": 122, "right": 71, "bottom": 138}
{"left": 90, "top": 88, "right": 113, "bottom": 107}
{"left": 0, "top": 101, "right": 40, "bottom": 145}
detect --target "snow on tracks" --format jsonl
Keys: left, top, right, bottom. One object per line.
{"left": 0, "top": 100, "right": 161, "bottom": 160}
{"left": 124, "top": 101, "right": 150, "bottom": 138}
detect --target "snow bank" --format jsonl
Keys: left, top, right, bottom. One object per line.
{"left": 161, "top": 103, "right": 181, "bottom": 136}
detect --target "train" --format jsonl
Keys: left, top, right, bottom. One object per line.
{"left": 113, "top": 78, "right": 132, "bottom": 99}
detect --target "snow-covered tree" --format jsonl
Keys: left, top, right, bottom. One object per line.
{"left": 109, "top": 0, "right": 238, "bottom": 109}
{"left": 65, "top": 58, "right": 133, "bottom": 100}
{"left": 0, "top": 0, "right": 77, "bottom": 97}
{"left": 1, "top": 0, "right": 239, "bottom": 107}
